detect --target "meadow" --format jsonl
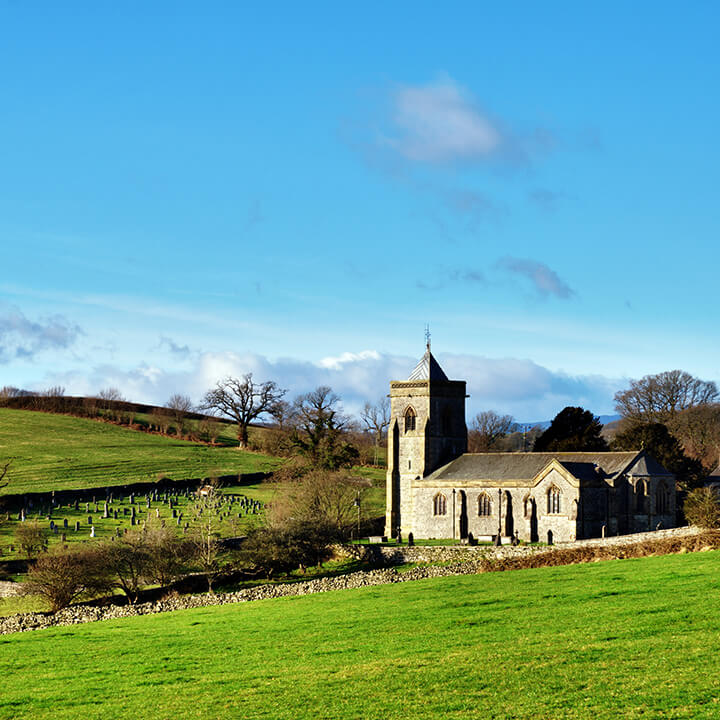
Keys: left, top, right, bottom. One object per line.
{"left": 1, "top": 549, "right": 719, "bottom": 719}
{"left": 0, "top": 408, "right": 281, "bottom": 495}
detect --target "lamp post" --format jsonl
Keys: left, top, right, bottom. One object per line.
{"left": 495, "top": 488, "right": 503, "bottom": 546}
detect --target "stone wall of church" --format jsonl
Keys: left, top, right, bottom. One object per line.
{"left": 410, "top": 468, "right": 581, "bottom": 543}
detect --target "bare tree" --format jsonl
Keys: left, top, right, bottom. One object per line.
{"left": 150, "top": 407, "right": 172, "bottom": 435}
{"left": 15, "top": 521, "right": 47, "bottom": 558}
{"left": 468, "top": 411, "right": 515, "bottom": 452}
{"left": 669, "top": 403, "right": 720, "bottom": 469}
{"left": 202, "top": 374, "right": 286, "bottom": 448}
{"left": 98, "top": 387, "right": 125, "bottom": 403}
{"left": 614, "top": 370, "right": 719, "bottom": 425}
{"left": 188, "top": 486, "right": 225, "bottom": 592}
{"left": 360, "top": 397, "right": 391, "bottom": 465}
{"left": 268, "top": 469, "right": 367, "bottom": 538}
{"left": 167, "top": 393, "right": 194, "bottom": 437}
{"left": 22, "top": 545, "right": 111, "bottom": 612}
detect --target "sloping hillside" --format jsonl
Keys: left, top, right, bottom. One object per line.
{"left": 0, "top": 409, "right": 280, "bottom": 495}
{"left": 1, "top": 550, "right": 719, "bottom": 719}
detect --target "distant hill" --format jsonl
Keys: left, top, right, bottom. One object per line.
{"left": 519, "top": 414, "right": 621, "bottom": 430}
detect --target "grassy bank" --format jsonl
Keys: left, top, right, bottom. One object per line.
{"left": 1, "top": 550, "right": 719, "bottom": 718}
{"left": 0, "top": 408, "right": 281, "bottom": 495}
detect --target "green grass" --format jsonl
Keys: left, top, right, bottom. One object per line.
{"left": 1, "top": 550, "right": 720, "bottom": 718}
{"left": 0, "top": 480, "right": 273, "bottom": 560}
{"left": 0, "top": 408, "right": 281, "bottom": 495}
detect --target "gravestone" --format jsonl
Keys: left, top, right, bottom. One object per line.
{"left": 74, "top": 521, "right": 80, "bottom": 532}
{"left": 87, "top": 516, "right": 92, "bottom": 525}
{"left": 63, "top": 518, "right": 68, "bottom": 529}
{"left": 90, "top": 526, "right": 95, "bottom": 538}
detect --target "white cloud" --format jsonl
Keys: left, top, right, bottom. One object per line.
{"left": 37, "top": 348, "right": 621, "bottom": 422}
{"left": 0, "top": 304, "right": 82, "bottom": 363}
{"left": 386, "top": 79, "right": 502, "bottom": 163}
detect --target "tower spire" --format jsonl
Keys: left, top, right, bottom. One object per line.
{"left": 424, "top": 324, "right": 431, "bottom": 352}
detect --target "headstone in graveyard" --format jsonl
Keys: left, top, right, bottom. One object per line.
{"left": 74, "top": 521, "right": 80, "bottom": 532}
{"left": 87, "top": 516, "right": 92, "bottom": 525}
{"left": 90, "top": 526, "right": 95, "bottom": 538}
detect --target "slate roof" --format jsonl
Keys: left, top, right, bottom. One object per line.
{"left": 423, "top": 450, "right": 672, "bottom": 486}
{"left": 408, "top": 348, "right": 450, "bottom": 382}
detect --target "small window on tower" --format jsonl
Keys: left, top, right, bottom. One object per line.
{"left": 404, "top": 407, "right": 416, "bottom": 433}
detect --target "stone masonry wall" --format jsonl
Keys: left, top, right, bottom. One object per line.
{"left": 0, "top": 526, "right": 701, "bottom": 636}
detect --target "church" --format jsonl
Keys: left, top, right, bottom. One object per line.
{"left": 385, "top": 346, "right": 677, "bottom": 543}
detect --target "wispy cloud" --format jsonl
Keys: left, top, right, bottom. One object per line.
{"left": 498, "top": 257, "right": 575, "bottom": 300}
{"left": 528, "top": 188, "right": 563, "bottom": 212}
{"left": 379, "top": 76, "right": 555, "bottom": 167}
{"left": 0, "top": 304, "right": 82, "bottom": 363}
{"left": 158, "top": 336, "right": 193, "bottom": 357}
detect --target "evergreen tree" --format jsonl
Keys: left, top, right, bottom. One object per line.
{"left": 533, "top": 406, "right": 608, "bottom": 452}
{"left": 611, "top": 422, "right": 703, "bottom": 488}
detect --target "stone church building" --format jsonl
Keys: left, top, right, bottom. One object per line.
{"left": 385, "top": 347, "right": 677, "bottom": 543}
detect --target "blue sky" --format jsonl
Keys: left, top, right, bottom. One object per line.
{"left": 1, "top": 1, "right": 719, "bottom": 421}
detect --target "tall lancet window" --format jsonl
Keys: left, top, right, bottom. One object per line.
{"left": 404, "top": 406, "right": 416, "bottom": 433}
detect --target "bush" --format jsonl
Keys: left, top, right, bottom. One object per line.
{"left": 15, "top": 521, "right": 47, "bottom": 558}
{"left": 22, "top": 545, "right": 111, "bottom": 612}
{"left": 684, "top": 487, "right": 720, "bottom": 528}
{"left": 238, "top": 521, "right": 337, "bottom": 578}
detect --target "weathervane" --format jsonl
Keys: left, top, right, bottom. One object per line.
{"left": 424, "top": 324, "right": 431, "bottom": 352}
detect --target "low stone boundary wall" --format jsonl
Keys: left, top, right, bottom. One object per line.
{"left": 345, "top": 526, "right": 700, "bottom": 565}
{"left": 0, "top": 525, "right": 705, "bottom": 637}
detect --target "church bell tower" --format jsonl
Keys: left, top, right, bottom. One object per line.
{"left": 385, "top": 343, "right": 467, "bottom": 538}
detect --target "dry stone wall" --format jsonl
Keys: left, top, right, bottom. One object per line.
{"left": 0, "top": 525, "right": 703, "bottom": 636}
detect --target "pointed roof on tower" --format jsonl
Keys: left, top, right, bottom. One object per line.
{"left": 408, "top": 347, "right": 449, "bottom": 382}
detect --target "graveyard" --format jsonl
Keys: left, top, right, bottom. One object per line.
{"left": 1, "top": 549, "right": 720, "bottom": 719}
{"left": 0, "top": 482, "right": 270, "bottom": 561}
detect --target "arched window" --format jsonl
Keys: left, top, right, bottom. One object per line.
{"left": 656, "top": 482, "right": 667, "bottom": 514}
{"left": 635, "top": 480, "right": 646, "bottom": 513}
{"left": 523, "top": 494, "right": 532, "bottom": 518}
{"left": 547, "top": 486, "right": 561, "bottom": 514}
{"left": 478, "top": 493, "right": 492, "bottom": 516}
{"left": 433, "top": 493, "right": 447, "bottom": 516}
{"left": 404, "top": 406, "right": 416, "bottom": 433}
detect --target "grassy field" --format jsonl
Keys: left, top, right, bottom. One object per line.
{"left": 1, "top": 550, "right": 719, "bottom": 718}
{"left": 0, "top": 480, "right": 273, "bottom": 560}
{"left": 0, "top": 408, "right": 282, "bottom": 495}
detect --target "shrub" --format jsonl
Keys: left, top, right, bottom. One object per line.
{"left": 22, "top": 545, "right": 111, "bottom": 612}
{"left": 15, "top": 521, "right": 47, "bottom": 558}
{"left": 684, "top": 487, "right": 720, "bottom": 528}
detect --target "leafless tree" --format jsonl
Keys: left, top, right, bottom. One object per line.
{"left": 669, "top": 403, "right": 720, "bottom": 469}
{"left": 202, "top": 374, "right": 286, "bottom": 448}
{"left": 98, "top": 531, "right": 153, "bottom": 604}
{"left": 188, "top": 486, "right": 225, "bottom": 592}
{"left": 98, "top": 387, "right": 125, "bottom": 403}
{"left": 15, "top": 521, "right": 47, "bottom": 558}
{"left": 269, "top": 399, "right": 294, "bottom": 429}
{"left": 468, "top": 411, "right": 515, "bottom": 452}
{"left": 167, "top": 393, "right": 194, "bottom": 436}
{"left": 198, "top": 417, "right": 223, "bottom": 445}
{"left": 268, "top": 469, "right": 367, "bottom": 538}
{"left": 22, "top": 545, "right": 112, "bottom": 612}
{"left": 614, "top": 370, "right": 719, "bottom": 425}
{"left": 150, "top": 407, "right": 172, "bottom": 434}
{"left": 360, "top": 397, "right": 391, "bottom": 465}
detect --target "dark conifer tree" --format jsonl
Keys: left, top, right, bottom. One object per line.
{"left": 533, "top": 406, "right": 609, "bottom": 452}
